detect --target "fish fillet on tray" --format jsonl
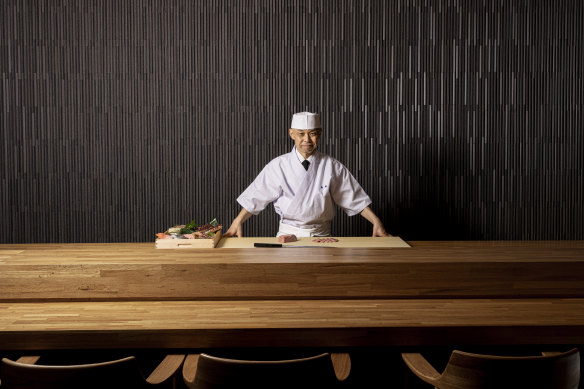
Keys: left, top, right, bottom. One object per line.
{"left": 155, "top": 218, "right": 223, "bottom": 249}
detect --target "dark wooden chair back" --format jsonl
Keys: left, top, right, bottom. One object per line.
{"left": 183, "top": 352, "right": 349, "bottom": 389}
{"left": 403, "top": 348, "right": 580, "bottom": 389}
{"left": 1, "top": 354, "right": 184, "bottom": 389}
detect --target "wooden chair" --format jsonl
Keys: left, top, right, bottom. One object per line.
{"left": 182, "top": 352, "right": 351, "bottom": 388}
{"left": 402, "top": 348, "right": 580, "bottom": 389}
{"left": 0, "top": 354, "right": 184, "bottom": 389}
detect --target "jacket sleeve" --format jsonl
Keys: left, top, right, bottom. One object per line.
{"left": 330, "top": 163, "right": 372, "bottom": 216}
{"left": 236, "top": 161, "right": 283, "bottom": 215}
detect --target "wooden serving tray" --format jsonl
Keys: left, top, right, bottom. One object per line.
{"left": 155, "top": 231, "right": 222, "bottom": 249}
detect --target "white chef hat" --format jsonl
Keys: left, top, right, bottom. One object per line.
{"left": 290, "top": 112, "right": 321, "bottom": 130}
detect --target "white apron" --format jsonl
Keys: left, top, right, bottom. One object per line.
{"left": 276, "top": 221, "right": 331, "bottom": 237}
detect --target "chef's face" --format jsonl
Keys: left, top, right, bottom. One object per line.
{"left": 289, "top": 128, "right": 322, "bottom": 158}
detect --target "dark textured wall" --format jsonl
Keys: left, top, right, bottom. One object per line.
{"left": 1, "top": 0, "right": 582, "bottom": 243}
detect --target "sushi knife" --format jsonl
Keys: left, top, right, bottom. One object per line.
{"left": 254, "top": 243, "right": 336, "bottom": 248}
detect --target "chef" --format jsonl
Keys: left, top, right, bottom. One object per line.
{"left": 224, "top": 112, "right": 389, "bottom": 238}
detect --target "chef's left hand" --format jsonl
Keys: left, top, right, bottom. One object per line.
{"left": 372, "top": 223, "right": 390, "bottom": 237}
{"left": 360, "top": 206, "right": 390, "bottom": 237}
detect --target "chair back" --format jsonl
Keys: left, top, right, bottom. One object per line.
{"left": 439, "top": 348, "right": 580, "bottom": 389}
{"left": 1, "top": 356, "right": 147, "bottom": 389}
{"left": 184, "top": 352, "right": 340, "bottom": 389}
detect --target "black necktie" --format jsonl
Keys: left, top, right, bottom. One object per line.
{"left": 302, "top": 160, "right": 310, "bottom": 171}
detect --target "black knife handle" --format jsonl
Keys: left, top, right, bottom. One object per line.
{"left": 254, "top": 243, "right": 282, "bottom": 247}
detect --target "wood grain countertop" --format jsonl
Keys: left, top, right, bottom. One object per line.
{"left": 2, "top": 240, "right": 584, "bottom": 264}
{"left": 1, "top": 241, "right": 583, "bottom": 301}
{"left": 1, "top": 241, "right": 583, "bottom": 350}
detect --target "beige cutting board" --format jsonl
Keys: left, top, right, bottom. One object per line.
{"left": 216, "top": 236, "right": 410, "bottom": 248}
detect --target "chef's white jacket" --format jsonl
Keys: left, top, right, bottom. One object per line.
{"left": 237, "top": 147, "right": 372, "bottom": 233}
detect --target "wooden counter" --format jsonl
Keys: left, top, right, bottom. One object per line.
{"left": 1, "top": 241, "right": 583, "bottom": 301}
{"left": 1, "top": 241, "right": 583, "bottom": 350}
{"left": 1, "top": 299, "right": 583, "bottom": 350}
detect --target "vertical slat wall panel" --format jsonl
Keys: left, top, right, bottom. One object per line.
{"left": 0, "top": 0, "right": 582, "bottom": 242}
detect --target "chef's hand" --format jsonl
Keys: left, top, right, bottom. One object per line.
{"left": 223, "top": 208, "right": 252, "bottom": 238}
{"left": 360, "top": 206, "right": 390, "bottom": 237}
{"left": 223, "top": 222, "right": 243, "bottom": 238}
{"left": 372, "top": 222, "right": 390, "bottom": 237}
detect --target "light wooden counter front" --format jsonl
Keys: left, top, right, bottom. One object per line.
{"left": 0, "top": 241, "right": 583, "bottom": 301}
{"left": 1, "top": 241, "right": 584, "bottom": 350}
{"left": 1, "top": 299, "right": 583, "bottom": 350}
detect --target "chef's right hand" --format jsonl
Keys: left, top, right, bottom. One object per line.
{"left": 223, "top": 208, "right": 252, "bottom": 237}
{"left": 223, "top": 222, "right": 243, "bottom": 237}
